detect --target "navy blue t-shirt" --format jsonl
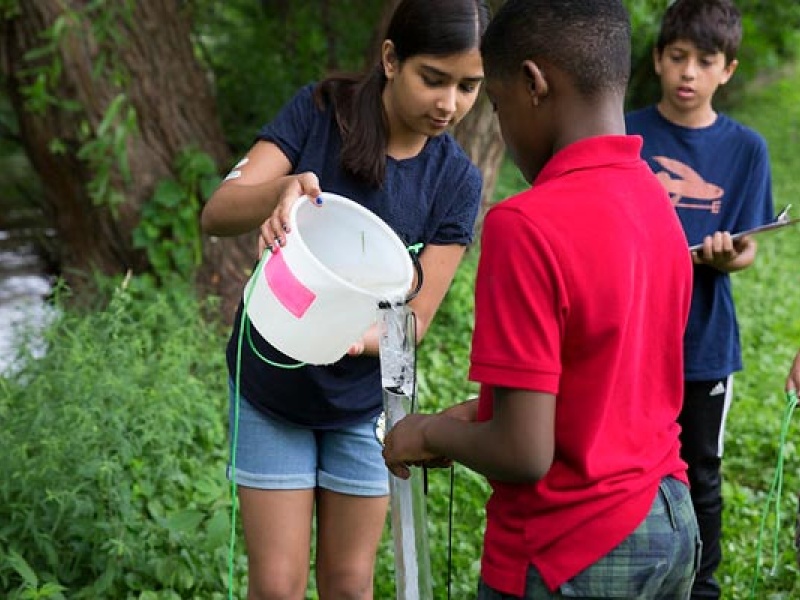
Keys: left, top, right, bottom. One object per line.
{"left": 626, "top": 105, "right": 773, "bottom": 380}
{"left": 227, "top": 84, "right": 482, "bottom": 428}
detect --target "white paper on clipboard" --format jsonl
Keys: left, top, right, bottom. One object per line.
{"left": 688, "top": 205, "right": 800, "bottom": 252}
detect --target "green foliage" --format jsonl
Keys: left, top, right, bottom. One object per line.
{"left": 0, "top": 277, "right": 236, "bottom": 598}
{"left": 491, "top": 153, "right": 528, "bottom": 202}
{"left": 133, "top": 148, "right": 221, "bottom": 281}
{"left": 189, "top": 0, "right": 384, "bottom": 156}
{"left": 0, "top": 0, "right": 19, "bottom": 19}
{"left": 14, "top": 0, "right": 136, "bottom": 213}
{"left": 623, "top": 0, "right": 668, "bottom": 108}
{"left": 74, "top": 93, "right": 137, "bottom": 212}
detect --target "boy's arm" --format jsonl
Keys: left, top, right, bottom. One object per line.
{"left": 692, "top": 233, "right": 757, "bottom": 272}
{"left": 382, "top": 388, "right": 556, "bottom": 483}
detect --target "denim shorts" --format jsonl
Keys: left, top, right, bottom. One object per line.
{"left": 477, "top": 476, "right": 701, "bottom": 599}
{"left": 227, "top": 383, "right": 389, "bottom": 496}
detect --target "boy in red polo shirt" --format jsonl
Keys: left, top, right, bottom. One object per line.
{"left": 383, "top": 0, "right": 700, "bottom": 598}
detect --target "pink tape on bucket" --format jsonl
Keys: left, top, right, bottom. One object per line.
{"left": 264, "top": 248, "right": 316, "bottom": 318}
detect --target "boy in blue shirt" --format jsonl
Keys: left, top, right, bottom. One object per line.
{"left": 626, "top": 1, "right": 774, "bottom": 598}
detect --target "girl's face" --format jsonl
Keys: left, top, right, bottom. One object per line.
{"left": 382, "top": 43, "right": 484, "bottom": 148}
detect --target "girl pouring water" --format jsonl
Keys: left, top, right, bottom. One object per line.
{"left": 200, "top": 1, "right": 490, "bottom": 597}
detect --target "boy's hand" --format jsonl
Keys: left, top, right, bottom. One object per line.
{"left": 692, "top": 232, "right": 756, "bottom": 272}
{"left": 382, "top": 413, "right": 443, "bottom": 479}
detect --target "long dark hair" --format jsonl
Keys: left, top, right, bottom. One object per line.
{"left": 315, "top": 0, "right": 490, "bottom": 187}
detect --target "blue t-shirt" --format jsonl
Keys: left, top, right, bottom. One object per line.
{"left": 626, "top": 105, "right": 773, "bottom": 380}
{"left": 227, "top": 83, "right": 482, "bottom": 428}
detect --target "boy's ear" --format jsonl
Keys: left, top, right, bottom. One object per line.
{"left": 652, "top": 47, "right": 663, "bottom": 75}
{"left": 522, "top": 59, "right": 548, "bottom": 105}
{"left": 720, "top": 58, "right": 738, "bottom": 85}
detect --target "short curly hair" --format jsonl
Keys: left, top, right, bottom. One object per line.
{"left": 480, "top": 0, "right": 631, "bottom": 98}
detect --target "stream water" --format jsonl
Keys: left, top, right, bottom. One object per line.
{"left": 0, "top": 227, "right": 55, "bottom": 375}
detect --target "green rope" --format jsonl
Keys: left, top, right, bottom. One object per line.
{"left": 245, "top": 315, "right": 306, "bottom": 369}
{"left": 749, "top": 389, "right": 798, "bottom": 598}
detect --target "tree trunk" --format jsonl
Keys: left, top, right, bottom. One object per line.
{"left": 459, "top": 0, "right": 508, "bottom": 237}
{"left": 452, "top": 94, "right": 504, "bottom": 241}
{"left": 0, "top": 0, "right": 255, "bottom": 320}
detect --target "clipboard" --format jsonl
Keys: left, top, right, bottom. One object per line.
{"left": 688, "top": 205, "right": 800, "bottom": 252}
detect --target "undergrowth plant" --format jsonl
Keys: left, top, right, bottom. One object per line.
{"left": 133, "top": 147, "right": 221, "bottom": 281}
{"left": 0, "top": 276, "right": 238, "bottom": 598}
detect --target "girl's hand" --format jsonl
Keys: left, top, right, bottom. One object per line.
{"left": 258, "top": 171, "right": 321, "bottom": 254}
{"left": 346, "top": 340, "right": 366, "bottom": 357}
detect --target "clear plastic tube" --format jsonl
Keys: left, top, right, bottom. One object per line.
{"left": 378, "top": 305, "right": 433, "bottom": 599}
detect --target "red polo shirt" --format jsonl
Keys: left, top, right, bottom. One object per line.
{"left": 469, "top": 136, "right": 692, "bottom": 595}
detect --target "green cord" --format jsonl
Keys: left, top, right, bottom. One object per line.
{"left": 749, "top": 389, "right": 798, "bottom": 598}
{"left": 228, "top": 284, "right": 246, "bottom": 600}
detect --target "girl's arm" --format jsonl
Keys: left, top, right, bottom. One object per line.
{"left": 200, "top": 141, "right": 321, "bottom": 249}
{"left": 408, "top": 243, "right": 466, "bottom": 341}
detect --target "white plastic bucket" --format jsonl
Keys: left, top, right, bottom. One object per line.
{"left": 244, "top": 192, "right": 414, "bottom": 365}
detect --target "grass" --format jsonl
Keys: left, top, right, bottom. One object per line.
{"left": 715, "top": 63, "right": 800, "bottom": 598}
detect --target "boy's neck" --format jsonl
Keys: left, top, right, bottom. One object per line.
{"left": 655, "top": 100, "right": 717, "bottom": 129}
{"left": 555, "top": 96, "right": 626, "bottom": 152}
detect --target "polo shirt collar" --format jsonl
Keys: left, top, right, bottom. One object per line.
{"left": 533, "top": 135, "right": 643, "bottom": 187}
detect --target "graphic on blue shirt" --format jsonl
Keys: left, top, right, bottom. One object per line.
{"left": 652, "top": 156, "right": 723, "bottom": 214}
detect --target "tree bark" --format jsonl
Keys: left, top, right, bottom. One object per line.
{"left": 0, "top": 0, "right": 255, "bottom": 320}
{"left": 452, "top": 94, "right": 504, "bottom": 241}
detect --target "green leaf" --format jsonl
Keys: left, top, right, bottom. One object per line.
{"left": 199, "top": 175, "right": 221, "bottom": 201}
{"left": 96, "top": 94, "right": 126, "bottom": 137}
{"left": 38, "top": 581, "right": 68, "bottom": 597}
{"left": 154, "top": 179, "right": 185, "bottom": 208}
{"left": 203, "top": 510, "right": 229, "bottom": 551}
{"left": 166, "top": 509, "right": 205, "bottom": 534}
{"left": 6, "top": 550, "right": 38, "bottom": 588}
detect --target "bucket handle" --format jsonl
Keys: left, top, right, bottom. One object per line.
{"left": 380, "top": 244, "right": 424, "bottom": 308}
